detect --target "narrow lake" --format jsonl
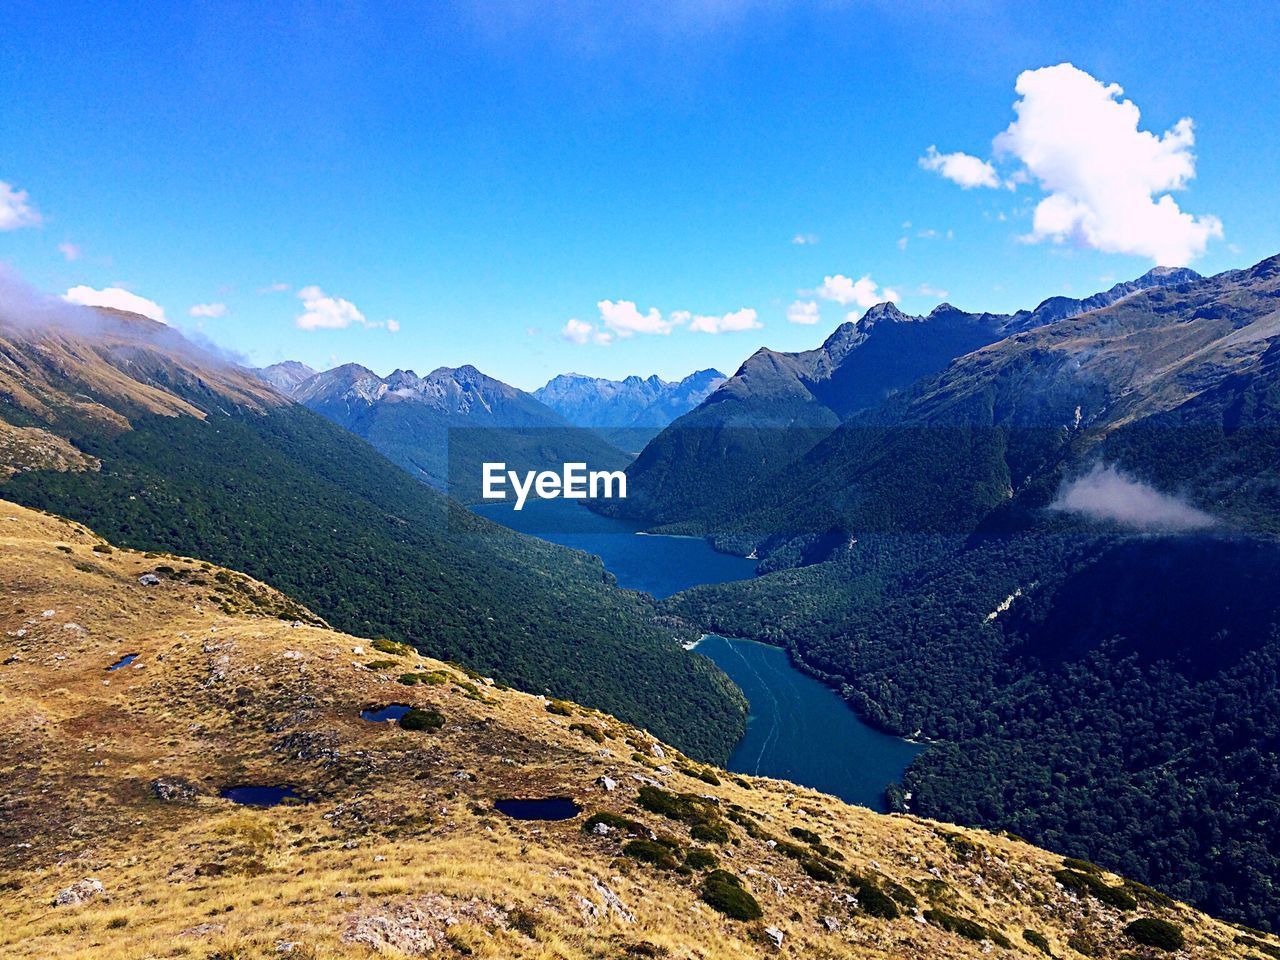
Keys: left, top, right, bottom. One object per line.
{"left": 696, "top": 634, "right": 922, "bottom": 810}
{"left": 472, "top": 497, "right": 921, "bottom": 809}
{"left": 471, "top": 497, "right": 757, "bottom": 599}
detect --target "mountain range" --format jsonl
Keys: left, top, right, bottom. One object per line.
{"left": 609, "top": 267, "right": 1202, "bottom": 531}
{"left": 534, "top": 369, "right": 726, "bottom": 450}
{"left": 258, "top": 361, "right": 630, "bottom": 500}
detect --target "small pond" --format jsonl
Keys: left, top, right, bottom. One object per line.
{"left": 361, "top": 703, "right": 413, "bottom": 723}
{"left": 106, "top": 653, "right": 139, "bottom": 671}
{"left": 494, "top": 797, "right": 581, "bottom": 821}
{"left": 220, "top": 785, "right": 310, "bottom": 807}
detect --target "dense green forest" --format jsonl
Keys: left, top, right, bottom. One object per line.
{"left": 667, "top": 531, "right": 1280, "bottom": 929}
{"left": 2, "top": 404, "right": 746, "bottom": 762}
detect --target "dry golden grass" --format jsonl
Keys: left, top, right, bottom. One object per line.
{"left": 0, "top": 499, "right": 1273, "bottom": 959}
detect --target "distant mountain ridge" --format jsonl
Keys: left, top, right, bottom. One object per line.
{"left": 610, "top": 266, "right": 1203, "bottom": 529}
{"left": 535, "top": 369, "right": 726, "bottom": 450}
{"left": 259, "top": 361, "right": 630, "bottom": 497}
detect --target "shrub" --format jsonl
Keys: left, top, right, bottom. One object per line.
{"left": 545, "top": 699, "right": 573, "bottom": 716}
{"left": 684, "top": 848, "right": 718, "bottom": 871}
{"left": 1053, "top": 869, "right": 1137, "bottom": 911}
{"left": 623, "top": 840, "right": 681, "bottom": 869}
{"left": 1023, "top": 929, "right": 1052, "bottom": 955}
{"left": 583, "top": 811, "right": 645, "bottom": 835}
{"left": 789, "top": 826, "right": 822, "bottom": 845}
{"left": 1062, "top": 857, "right": 1103, "bottom": 875}
{"left": 852, "top": 880, "right": 900, "bottom": 920}
{"left": 365, "top": 659, "right": 399, "bottom": 671}
{"left": 690, "top": 822, "right": 730, "bottom": 845}
{"left": 570, "top": 723, "right": 606, "bottom": 743}
{"left": 92, "top": 543, "right": 112, "bottom": 554}
{"left": 701, "top": 871, "right": 762, "bottom": 921}
{"left": 924, "top": 910, "right": 1011, "bottom": 948}
{"left": 800, "top": 858, "right": 838, "bottom": 883}
{"left": 398, "top": 708, "right": 445, "bottom": 732}
{"left": 371, "top": 638, "right": 413, "bottom": 657}
{"left": 1067, "top": 933, "right": 1100, "bottom": 956}
{"left": 1124, "top": 918, "right": 1185, "bottom": 951}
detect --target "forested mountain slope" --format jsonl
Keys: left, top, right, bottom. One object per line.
{"left": 663, "top": 254, "right": 1280, "bottom": 928}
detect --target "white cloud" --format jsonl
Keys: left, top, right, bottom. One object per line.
{"left": 597, "top": 299, "right": 676, "bottom": 337}
{"left": 295, "top": 285, "right": 367, "bottom": 330}
{"left": 791, "top": 233, "right": 819, "bottom": 245}
{"left": 896, "top": 236, "right": 908, "bottom": 251}
{"left": 1050, "top": 463, "right": 1216, "bottom": 532}
{"left": 787, "top": 300, "right": 820, "bottom": 325}
{"left": 386, "top": 318, "right": 401, "bottom": 333}
{"left": 260, "top": 282, "right": 291, "bottom": 294}
{"left": 562, "top": 317, "right": 613, "bottom": 345}
{"left": 814, "top": 274, "right": 899, "bottom": 309}
{"left": 677, "top": 307, "right": 761, "bottom": 334}
{"left": 0, "top": 181, "right": 41, "bottom": 231}
{"left": 917, "top": 283, "right": 949, "bottom": 299}
{"left": 189, "top": 302, "right": 227, "bottom": 319}
{"left": 919, "top": 146, "right": 1000, "bottom": 189}
{"left": 994, "top": 63, "right": 1222, "bottom": 265}
{"left": 927, "top": 63, "right": 1221, "bottom": 266}
{"left": 57, "top": 242, "right": 82, "bottom": 261}
{"left": 64, "top": 285, "right": 167, "bottom": 323}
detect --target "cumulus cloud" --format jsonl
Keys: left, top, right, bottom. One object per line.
{"left": 597, "top": 299, "right": 677, "bottom": 337}
{"left": 919, "top": 146, "right": 1000, "bottom": 189}
{"left": 1050, "top": 464, "right": 1216, "bottom": 532}
{"left": 189, "top": 302, "right": 227, "bottom": 319}
{"left": 562, "top": 317, "right": 613, "bottom": 345}
{"left": 925, "top": 63, "right": 1222, "bottom": 266}
{"left": 63, "top": 285, "right": 167, "bottom": 323}
{"left": 996, "top": 64, "right": 1222, "bottom": 265}
{"left": 787, "top": 299, "right": 820, "bottom": 325}
{"left": 814, "top": 274, "right": 899, "bottom": 309}
{"left": 386, "top": 318, "right": 401, "bottom": 333}
{"left": 295, "top": 285, "right": 368, "bottom": 330}
{"left": 0, "top": 181, "right": 41, "bottom": 231}
{"left": 676, "top": 307, "right": 761, "bottom": 334}
{"left": 57, "top": 242, "right": 82, "bottom": 261}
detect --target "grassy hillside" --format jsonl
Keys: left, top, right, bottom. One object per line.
{"left": 1, "top": 499, "right": 1268, "bottom": 960}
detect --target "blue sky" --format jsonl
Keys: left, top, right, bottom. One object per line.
{"left": 2, "top": 0, "right": 1277, "bottom": 389}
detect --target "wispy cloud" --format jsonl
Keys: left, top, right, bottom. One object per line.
{"left": 676, "top": 307, "right": 761, "bottom": 334}
{"left": 57, "top": 241, "right": 82, "bottom": 262}
{"left": 0, "top": 181, "right": 41, "bottom": 231}
{"left": 189, "top": 302, "right": 227, "bottom": 319}
{"left": 787, "top": 299, "right": 820, "bottom": 325}
{"left": 812, "top": 274, "right": 899, "bottom": 310}
{"left": 1050, "top": 464, "right": 1217, "bottom": 532}
{"left": 791, "top": 233, "right": 819, "bottom": 245}
{"left": 919, "top": 146, "right": 1000, "bottom": 189}
{"left": 63, "top": 285, "right": 167, "bottom": 323}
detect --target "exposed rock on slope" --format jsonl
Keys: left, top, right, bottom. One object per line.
{"left": 0, "top": 500, "right": 1269, "bottom": 959}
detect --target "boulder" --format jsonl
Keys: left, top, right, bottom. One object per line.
{"left": 54, "top": 878, "right": 105, "bottom": 907}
